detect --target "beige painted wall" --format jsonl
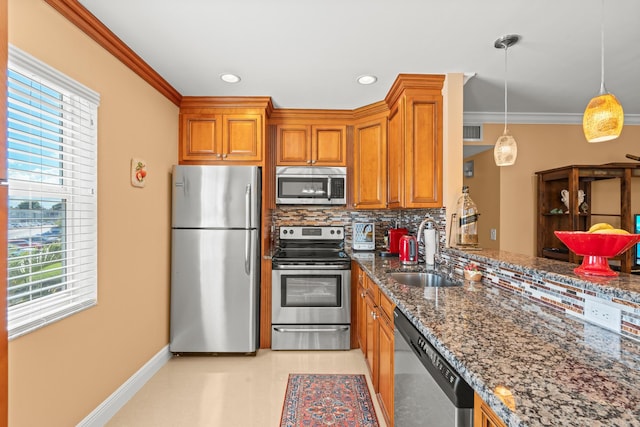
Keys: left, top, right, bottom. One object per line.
{"left": 475, "top": 122, "right": 640, "bottom": 256}
{"left": 8, "top": 1, "right": 178, "bottom": 425}
{"left": 463, "top": 149, "right": 500, "bottom": 250}
{"left": 443, "top": 73, "right": 463, "bottom": 242}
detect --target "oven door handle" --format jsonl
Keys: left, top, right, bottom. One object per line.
{"left": 273, "top": 326, "right": 349, "bottom": 333}
{"left": 272, "top": 264, "right": 350, "bottom": 270}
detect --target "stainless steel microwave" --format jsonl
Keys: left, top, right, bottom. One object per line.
{"left": 275, "top": 166, "right": 347, "bottom": 205}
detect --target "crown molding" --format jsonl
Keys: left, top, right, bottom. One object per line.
{"left": 464, "top": 112, "right": 640, "bottom": 126}
{"left": 44, "top": 0, "right": 182, "bottom": 106}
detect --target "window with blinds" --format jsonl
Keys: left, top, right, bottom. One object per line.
{"left": 6, "top": 45, "right": 100, "bottom": 339}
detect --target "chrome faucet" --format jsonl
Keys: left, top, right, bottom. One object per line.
{"left": 434, "top": 252, "right": 454, "bottom": 280}
{"left": 417, "top": 218, "right": 439, "bottom": 264}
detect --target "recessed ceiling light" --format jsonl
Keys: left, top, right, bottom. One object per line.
{"left": 357, "top": 75, "right": 377, "bottom": 85}
{"left": 220, "top": 73, "right": 241, "bottom": 83}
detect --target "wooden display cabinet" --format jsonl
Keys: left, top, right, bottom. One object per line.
{"left": 536, "top": 163, "right": 640, "bottom": 273}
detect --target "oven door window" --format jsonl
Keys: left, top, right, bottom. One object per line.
{"left": 278, "top": 177, "right": 328, "bottom": 199}
{"left": 281, "top": 275, "right": 342, "bottom": 307}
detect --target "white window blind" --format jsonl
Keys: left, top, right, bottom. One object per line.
{"left": 6, "top": 45, "right": 100, "bottom": 339}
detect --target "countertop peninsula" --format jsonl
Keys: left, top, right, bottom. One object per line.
{"left": 350, "top": 248, "right": 640, "bottom": 427}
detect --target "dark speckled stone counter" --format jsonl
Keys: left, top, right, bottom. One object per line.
{"left": 349, "top": 249, "right": 640, "bottom": 427}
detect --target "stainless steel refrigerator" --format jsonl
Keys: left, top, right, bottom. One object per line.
{"left": 170, "top": 165, "right": 260, "bottom": 353}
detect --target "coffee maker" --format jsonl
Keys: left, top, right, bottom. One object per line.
{"left": 380, "top": 226, "right": 408, "bottom": 257}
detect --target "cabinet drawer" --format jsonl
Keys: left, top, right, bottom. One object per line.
{"left": 378, "top": 291, "right": 395, "bottom": 323}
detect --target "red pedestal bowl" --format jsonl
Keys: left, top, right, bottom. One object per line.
{"left": 554, "top": 231, "right": 640, "bottom": 277}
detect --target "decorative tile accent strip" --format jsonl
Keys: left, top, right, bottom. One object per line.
{"left": 448, "top": 249, "right": 640, "bottom": 343}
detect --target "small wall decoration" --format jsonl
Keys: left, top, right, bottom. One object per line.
{"left": 463, "top": 160, "right": 474, "bottom": 177}
{"left": 131, "top": 158, "right": 147, "bottom": 188}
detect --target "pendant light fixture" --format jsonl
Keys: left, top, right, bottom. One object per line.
{"left": 493, "top": 34, "right": 520, "bottom": 167}
{"left": 583, "top": 0, "right": 624, "bottom": 143}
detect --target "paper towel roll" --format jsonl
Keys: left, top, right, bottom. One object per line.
{"left": 424, "top": 228, "right": 437, "bottom": 265}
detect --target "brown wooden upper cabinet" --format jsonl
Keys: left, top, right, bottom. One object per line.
{"left": 178, "top": 97, "right": 272, "bottom": 165}
{"left": 276, "top": 124, "right": 347, "bottom": 166}
{"left": 180, "top": 113, "right": 262, "bottom": 162}
{"left": 385, "top": 74, "right": 444, "bottom": 208}
{"left": 352, "top": 108, "right": 388, "bottom": 209}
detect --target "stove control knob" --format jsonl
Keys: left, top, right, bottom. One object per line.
{"left": 330, "top": 230, "right": 335, "bottom": 235}
{"left": 289, "top": 229, "right": 294, "bottom": 235}
{"left": 283, "top": 229, "right": 288, "bottom": 234}
{"left": 337, "top": 229, "right": 341, "bottom": 234}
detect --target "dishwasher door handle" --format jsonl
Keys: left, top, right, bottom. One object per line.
{"left": 273, "top": 326, "right": 349, "bottom": 333}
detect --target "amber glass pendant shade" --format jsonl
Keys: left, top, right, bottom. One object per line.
{"left": 582, "top": 0, "right": 624, "bottom": 143}
{"left": 494, "top": 128, "right": 518, "bottom": 166}
{"left": 582, "top": 92, "right": 624, "bottom": 143}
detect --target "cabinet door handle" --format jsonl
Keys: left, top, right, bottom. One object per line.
{"left": 222, "top": 154, "right": 228, "bottom": 159}
{"left": 311, "top": 160, "right": 317, "bottom": 164}
{"left": 215, "top": 153, "right": 222, "bottom": 159}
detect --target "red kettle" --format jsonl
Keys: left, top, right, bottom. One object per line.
{"left": 399, "top": 235, "right": 418, "bottom": 265}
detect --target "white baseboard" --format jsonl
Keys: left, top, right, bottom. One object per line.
{"left": 77, "top": 345, "right": 172, "bottom": 427}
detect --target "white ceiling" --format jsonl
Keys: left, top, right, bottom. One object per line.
{"left": 78, "top": 0, "right": 640, "bottom": 125}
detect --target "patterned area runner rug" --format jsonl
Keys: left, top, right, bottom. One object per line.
{"left": 280, "top": 373, "right": 380, "bottom": 427}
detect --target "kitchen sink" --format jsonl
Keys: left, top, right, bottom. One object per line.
{"left": 389, "top": 272, "right": 460, "bottom": 288}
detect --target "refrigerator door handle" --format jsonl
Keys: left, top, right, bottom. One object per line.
{"left": 244, "top": 230, "right": 251, "bottom": 275}
{"left": 245, "top": 184, "right": 251, "bottom": 229}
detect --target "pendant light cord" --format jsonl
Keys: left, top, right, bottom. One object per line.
{"left": 503, "top": 43, "right": 509, "bottom": 133}
{"left": 599, "top": 0, "right": 606, "bottom": 94}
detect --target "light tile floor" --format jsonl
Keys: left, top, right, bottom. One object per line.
{"left": 107, "top": 349, "right": 387, "bottom": 427}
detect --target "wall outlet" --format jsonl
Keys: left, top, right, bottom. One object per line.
{"left": 490, "top": 229, "right": 497, "bottom": 241}
{"left": 583, "top": 299, "right": 621, "bottom": 333}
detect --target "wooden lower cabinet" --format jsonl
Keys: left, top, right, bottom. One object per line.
{"left": 358, "top": 270, "right": 395, "bottom": 426}
{"left": 474, "top": 393, "right": 507, "bottom": 427}
{"left": 376, "top": 300, "right": 394, "bottom": 426}
{"left": 364, "top": 290, "right": 377, "bottom": 384}
{"left": 354, "top": 263, "right": 367, "bottom": 353}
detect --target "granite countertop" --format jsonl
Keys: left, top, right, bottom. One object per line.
{"left": 349, "top": 250, "right": 640, "bottom": 427}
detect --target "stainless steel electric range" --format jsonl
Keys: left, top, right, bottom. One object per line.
{"left": 271, "top": 226, "right": 351, "bottom": 350}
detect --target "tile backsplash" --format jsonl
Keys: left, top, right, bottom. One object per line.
{"left": 271, "top": 206, "right": 447, "bottom": 250}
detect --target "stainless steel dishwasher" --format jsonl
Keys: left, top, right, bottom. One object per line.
{"left": 394, "top": 308, "right": 474, "bottom": 427}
